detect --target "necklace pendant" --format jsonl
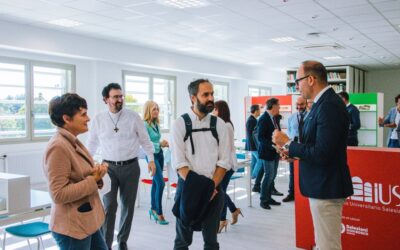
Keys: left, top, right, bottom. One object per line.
{"left": 114, "top": 127, "right": 119, "bottom": 133}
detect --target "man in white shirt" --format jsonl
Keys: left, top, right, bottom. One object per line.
{"left": 87, "top": 83, "right": 156, "bottom": 250}
{"left": 170, "top": 79, "right": 230, "bottom": 250}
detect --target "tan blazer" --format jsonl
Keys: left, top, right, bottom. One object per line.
{"left": 43, "top": 128, "right": 105, "bottom": 240}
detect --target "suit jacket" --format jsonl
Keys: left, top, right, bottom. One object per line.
{"left": 257, "top": 112, "right": 279, "bottom": 161}
{"left": 289, "top": 88, "right": 354, "bottom": 199}
{"left": 172, "top": 171, "right": 215, "bottom": 231}
{"left": 347, "top": 103, "right": 361, "bottom": 140}
{"left": 382, "top": 107, "right": 400, "bottom": 146}
{"left": 43, "top": 128, "right": 105, "bottom": 239}
{"left": 245, "top": 115, "right": 258, "bottom": 151}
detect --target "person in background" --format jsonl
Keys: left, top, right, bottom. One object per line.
{"left": 143, "top": 100, "right": 169, "bottom": 225}
{"left": 253, "top": 108, "right": 284, "bottom": 198}
{"left": 257, "top": 98, "right": 282, "bottom": 209}
{"left": 87, "top": 83, "right": 156, "bottom": 250}
{"left": 306, "top": 99, "right": 313, "bottom": 112}
{"left": 378, "top": 94, "right": 400, "bottom": 148}
{"left": 338, "top": 91, "right": 361, "bottom": 146}
{"left": 245, "top": 104, "right": 261, "bottom": 179}
{"left": 283, "top": 96, "right": 307, "bottom": 202}
{"left": 213, "top": 100, "right": 243, "bottom": 233}
{"left": 44, "top": 93, "right": 108, "bottom": 250}
{"left": 273, "top": 61, "right": 353, "bottom": 250}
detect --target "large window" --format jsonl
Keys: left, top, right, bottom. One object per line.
{"left": 213, "top": 81, "right": 229, "bottom": 101}
{"left": 0, "top": 58, "right": 74, "bottom": 141}
{"left": 123, "top": 71, "right": 176, "bottom": 131}
{"left": 248, "top": 85, "right": 272, "bottom": 96}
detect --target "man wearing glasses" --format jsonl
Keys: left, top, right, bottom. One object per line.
{"left": 273, "top": 61, "right": 353, "bottom": 250}
{"left": 87, "top": 83, "right": 156, "bottom": 250}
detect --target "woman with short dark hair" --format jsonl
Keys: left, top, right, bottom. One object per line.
{"left": 44, "top": 93, "right": 108, "bottom": 250}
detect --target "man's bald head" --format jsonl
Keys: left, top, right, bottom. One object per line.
{"left": 296, "top": 96, "right": 306, "bottom": 112}
{"left": 302, "top": 60, "right": 328, "bottom": 85}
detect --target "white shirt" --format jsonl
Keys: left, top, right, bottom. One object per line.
{"left": 313, "top": 85, "right": 332, "bottom": 104}
{"left": 226, "top": 122, "right": 238, "bottom": 171}
{"left": 87, "top": 108, "right": 154, "bottom": 162}
{"left": 390, "top": 112, "right": 400, "bottom": 139}
{"left": 170, "top": 109, "right": 230, "bottom": 179}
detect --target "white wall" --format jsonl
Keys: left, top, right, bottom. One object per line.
{"left": 0, "top": 20, "right": 286, "bottom": 156}
{"left": 366, "top": 68, "right": 400, "bottom": 145}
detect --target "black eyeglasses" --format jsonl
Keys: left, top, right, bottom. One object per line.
{"left": 295, "top": 75, "right": 310, "bottom": 85}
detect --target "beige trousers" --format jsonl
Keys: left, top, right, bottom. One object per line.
{"left": 309, "top": 198, "right": 346, "bottom": 250}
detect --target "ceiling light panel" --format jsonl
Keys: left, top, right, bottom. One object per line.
{"left": 48, "top": 18, "right": 83, "bottom": 27}
{"left": 323, "top": 56, "right": 342, "bottom": 60}
{"left": 270, "top": 36, "right": 296, "bottom": 43}
{"left": 158, "top": 0, "right": 210, "bottom": 9}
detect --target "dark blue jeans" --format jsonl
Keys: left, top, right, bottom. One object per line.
{"left": 288, "top": 162, "right": 294, "bottom": 196}
{"left": 388, "top": 139, "right": 400, "bottom": 148}
{"left": 151, "top": 150, "right": 165, "bottom": 215}
{"left": 260, "top": 156, "right": 279, "bottom": 202}
{"left": 52, "top": 230, "right": 108, "bottom": 250}
{"left": 219, "top": 169, "right": 237, "bottom": 221}
{"left": 250, "top": 151, "right": 262, "bottom": 179}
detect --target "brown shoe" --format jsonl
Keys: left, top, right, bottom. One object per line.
{"left": 231, "top": 208, "right": 244, "bottom": 225}
{"left": 218, "top": 220, "right": 228, "bottom": 233}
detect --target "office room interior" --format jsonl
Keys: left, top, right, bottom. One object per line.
{"left": 0, "top": 0, "right": 399, "bottom": 250}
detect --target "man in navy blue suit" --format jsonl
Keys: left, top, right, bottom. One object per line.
{"left": 273, "top": 61, "right": 353, "bottom": 250}
{"left": 257, "top": 98, "right": 282, "bottom": 209}
{"left": 338, "top": 91, "right": 361, "bottom": 146}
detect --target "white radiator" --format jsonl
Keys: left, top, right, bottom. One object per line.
{"left": 3, "top": 150, "right": 46, "bottom": 184}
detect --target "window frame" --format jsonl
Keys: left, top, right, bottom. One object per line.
{"left": 212, "top": 81, "right": 230, "bottom": 101}
{"left": 122, "top": 70, "right": 176, "bottom": 133}
{"left": 248, "top": 85, "right": 272, "bottom": 96}
{"left": 0, "top": 56, "right": 75, "bottom": 143}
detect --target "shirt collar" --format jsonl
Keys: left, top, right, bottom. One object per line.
{"left": 313, "top": 85, "right": 331, "bottom": 104}
{"left": 266, "top": 111, "right": 274, "bottom": 120}
{"left": 346, "top": 103, "right": 351, "bottom": 107}
{"left": 189, "top": 108, "right": 211, "bottom": 122}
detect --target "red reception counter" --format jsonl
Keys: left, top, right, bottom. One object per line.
{"left": 295, "top": 147, "right": 400, "bottom": 250}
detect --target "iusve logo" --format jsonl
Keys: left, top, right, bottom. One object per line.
{"left": 350, "top": 176, "right": 400, "bottom": 206}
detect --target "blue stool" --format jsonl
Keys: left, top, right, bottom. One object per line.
{"left": 2, "top": 222, "right": 50, "bottom": 250}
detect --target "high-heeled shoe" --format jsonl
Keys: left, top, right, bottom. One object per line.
{"left": 156, "top": 215, "right": 169, "bottom": 225}
{"left": 218, "top": 220, "right": 228, "bottom": 233}
{"left": 148, "top": 209, "right": 157, "bottom": 222}
{"left": 231, "top": 208, "right": 243, "bottom": 225}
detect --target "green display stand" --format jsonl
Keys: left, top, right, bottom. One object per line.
{"left": 349, "top": 93, "right": 384, "bottom": 147}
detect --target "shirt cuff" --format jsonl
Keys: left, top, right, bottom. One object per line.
{"left": 174, "top": 162, "right": 190, "bottom": 170}
{"left": 283, "top": 141, "right": 292, "bottom": 151}
{"left": 216, "top": 160, "right": 229, "bottom": 170}
{"left": 147, "top": 154, "right": 155, "bottom": 162}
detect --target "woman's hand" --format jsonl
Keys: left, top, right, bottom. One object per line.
{"left": 92, "top": 163, "right": 108, "bottom": 182}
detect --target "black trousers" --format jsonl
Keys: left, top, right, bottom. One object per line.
{"left": 347, "top": 137, "right": 358, "bottom": 146}
{"left": 174, "top": 179, "right": 224, "bottom": 250}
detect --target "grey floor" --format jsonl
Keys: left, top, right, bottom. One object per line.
{"left": 5, "top": 162, "right": 298, "bottom": 250}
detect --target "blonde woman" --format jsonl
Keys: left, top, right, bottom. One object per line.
{"left": 143, "top": 100, "right": 169, "bottom": 225}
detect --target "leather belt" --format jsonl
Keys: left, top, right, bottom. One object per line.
{"left": 104, "top": 157, "right": 137, "bottom": 166}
